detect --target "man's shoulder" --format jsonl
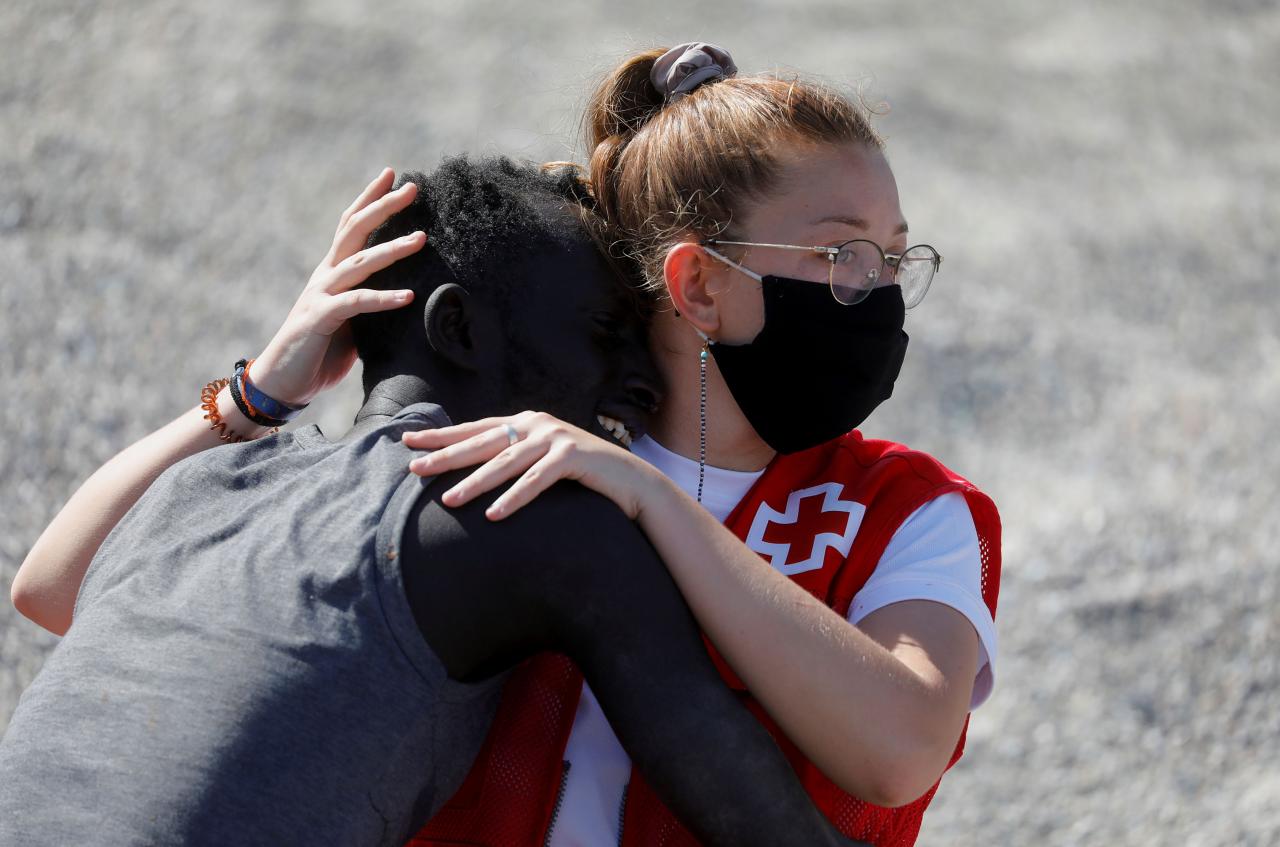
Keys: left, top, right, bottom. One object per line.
{"left": 347, "top": 402, "right": 453, "bottom": 443}
{"left": 406, "top": 477, "right": 631, "bottom": 569}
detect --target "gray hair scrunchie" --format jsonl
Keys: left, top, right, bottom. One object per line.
{"left": 650, "top": 42, "right": 738, "bottom": 103}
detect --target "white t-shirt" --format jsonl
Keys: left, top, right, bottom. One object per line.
{"left": 548, "top": 435, "right": 997, "bottom": 847}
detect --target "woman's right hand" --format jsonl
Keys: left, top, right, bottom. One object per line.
{"left": 248, "top": 168, "right": 427, "bottom": 407}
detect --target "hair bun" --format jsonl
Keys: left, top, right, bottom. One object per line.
{"left": 650, "top": 42, "right": 738, "bottom": 102}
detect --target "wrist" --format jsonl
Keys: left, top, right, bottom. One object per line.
{"left": 242, "top": 352, "right": 309, "bottom": 408}
{"left": 630, "top": 458, "right": 688, "bottom": 526}
{"left": 222, "top": 358, "right": 310, "bottom": 430}
{"left": 215, "top": 386, "right": 273, "bottom": 439}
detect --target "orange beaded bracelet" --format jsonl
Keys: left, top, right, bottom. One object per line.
{"left": 201, "top": 376, "right": 278, "bottom": 443}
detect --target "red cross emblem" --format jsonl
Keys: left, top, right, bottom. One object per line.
{"left": 744, "top": 483, "right": 866, "bottom": 576}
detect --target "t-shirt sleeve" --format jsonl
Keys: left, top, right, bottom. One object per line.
{"left": 846, "top": 491, "right": 998, "bottom": 709}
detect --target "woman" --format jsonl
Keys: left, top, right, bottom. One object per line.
{"left": 405, "top": 44, "right": 1000, "bottom": 847}
{"left": 14, "top": 44, "right": 999, "bottom": 847}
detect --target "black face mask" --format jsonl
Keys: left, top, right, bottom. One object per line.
{"left": 706, "top": 277, "right": 908, "bottom": 454}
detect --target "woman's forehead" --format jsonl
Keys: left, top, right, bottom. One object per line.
{"left": 749, "top": 144, "right": 905, "bottom": 238}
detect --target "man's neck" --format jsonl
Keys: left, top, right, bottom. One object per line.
{"left": 348, "top": 360, "right": 499, "bottom": 440}
{"left": 347, "top": 374, "right": 438, "bottom": 440}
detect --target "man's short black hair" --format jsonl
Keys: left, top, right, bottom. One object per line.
{"left": 350, "top": 155, "right": 617, "bottom": 369}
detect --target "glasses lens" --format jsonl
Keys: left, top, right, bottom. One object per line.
{"left": 829, "top": 240, "right": 885, "bottom": 305}
{"left": 896, "top": 245, "right": 938, "bottom": 308}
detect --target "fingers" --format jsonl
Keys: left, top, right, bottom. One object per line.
{"left": 315, "top": 288, "right": 416, "bottom": 333}
{"left": 403, "top": 418, "right": 522, "bottom": 451}
{"left": 326, "top": 230, "right": 426, "bottom": 294}
{"left": 330, "top": 180, "right": 420, "bottom": 265}
{"left": 403, "top": 414, "right": 634, "bottom": 521}
{"left": 439, "top": 439, "right": 552, "bottom": 508}
{"left": 407, "top": 424, "right": 526, "bottom": 478}
{"left": 337, "top": 168, "right": 395, "bottom": 231}
{"left": 483, "top": 453, "right": 572, "bottom": 520}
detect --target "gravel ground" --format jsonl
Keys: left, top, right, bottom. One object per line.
{"left": 2, "top": 1, "right": 1277, "bottom": 844}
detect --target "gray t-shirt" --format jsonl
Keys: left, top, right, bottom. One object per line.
{"left": 0, "top": 402, "right": 503, "bottom": 846}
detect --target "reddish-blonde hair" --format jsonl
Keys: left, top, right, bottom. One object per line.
{"left": 583, "top": 47, "right": 883, "bottom": 291}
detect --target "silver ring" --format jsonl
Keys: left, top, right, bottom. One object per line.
{"left": 502, "top": 423, "right": 520, "bottom": 447}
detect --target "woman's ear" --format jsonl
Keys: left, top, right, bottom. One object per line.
{"left": 663, "top": 242, "right": 723, "bottom": 337}
{"left": 423, "top": 283, "right": 479, "bottom": 371}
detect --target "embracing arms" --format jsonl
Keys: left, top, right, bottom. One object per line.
{"left": 403, "top": 476, "right": 868, "bottom": 847}
{"left": 407, "top": 414, "right": 982, "bottom": 807}
{"left": 11, "top": 170, "right": 425, "bottom": 635}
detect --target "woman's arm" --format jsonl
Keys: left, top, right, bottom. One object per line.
{"left": 404, "top": 412, "right": 980, "bottom": 807}
{"left": 12, "top": 395, "right": 269, "bottom": 635}
{"left": 11, "top": 169, "right": 426, "bottom": 635}
{"left": 630, "top": 475, "right": 980, "bottom": 807}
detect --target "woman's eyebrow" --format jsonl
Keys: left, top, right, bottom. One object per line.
{"left": 811, "top": 214, "right": 910, "bottom": 235}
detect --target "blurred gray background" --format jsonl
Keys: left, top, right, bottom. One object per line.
{"left": 2, "top": 1, "right": 1277, "bottom": 844}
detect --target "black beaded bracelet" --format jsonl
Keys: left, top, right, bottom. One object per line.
{"left": 230, "top": 360, "right": 290, "bottom": 428}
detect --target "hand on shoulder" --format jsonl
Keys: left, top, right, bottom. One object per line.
{"left": 403, "top": 411, "right": 670, "bottom": 521}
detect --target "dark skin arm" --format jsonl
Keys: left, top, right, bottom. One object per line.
{"left": 402, "top": 473, "right": 869, "bottom": 847}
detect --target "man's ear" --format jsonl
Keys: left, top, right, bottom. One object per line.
{"left": 423, "top": 283, "right": 479, "bottom": 371}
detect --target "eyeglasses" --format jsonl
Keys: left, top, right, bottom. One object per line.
{"left": 704, "top": 238, "right": 942, "bottom": 308}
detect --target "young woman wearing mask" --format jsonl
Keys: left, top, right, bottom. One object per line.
{"left": 403, "top": 44, "right": 1000, "bottom": 847}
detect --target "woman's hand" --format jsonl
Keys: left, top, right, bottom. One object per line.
{"left": 248, "top": 168, "right": 427, "bottom": 406}
{"left": 403, "top": 412, "right": 664, "bottom": 521}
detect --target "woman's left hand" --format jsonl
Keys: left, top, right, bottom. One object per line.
{"left": 403, "top": 412, "right": 662, "bottom": 521}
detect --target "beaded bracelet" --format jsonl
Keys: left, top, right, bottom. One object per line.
{"left": 201, "top": 377, "right": 277, "bottom": 442}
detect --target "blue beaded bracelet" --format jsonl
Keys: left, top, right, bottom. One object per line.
{"left": 232, "top": 358, "right": 307, "bottom": 427}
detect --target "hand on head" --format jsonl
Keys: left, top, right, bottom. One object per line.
{"left": 249, "top": 169, "right": 425, "bottom": 407}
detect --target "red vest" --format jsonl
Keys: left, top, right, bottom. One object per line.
{"left": 409, "top": 431, "right": 1002, "bottom": 847}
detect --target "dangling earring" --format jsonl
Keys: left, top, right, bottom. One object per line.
{"left": 696, "top": 330, "right": 710, "bottom": 503}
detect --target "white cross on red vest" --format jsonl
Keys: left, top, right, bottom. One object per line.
{"left": 744, "top": 482, "right": 866, "bottom": 576}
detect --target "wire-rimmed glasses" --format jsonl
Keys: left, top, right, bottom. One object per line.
{"left": 704, "top": 238, "right": 942, "bottom": 308}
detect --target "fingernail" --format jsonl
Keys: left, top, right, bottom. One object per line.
{"left": 487, "top": 505, "right": 504, "bottom": 520}
{"left": 393, "top": 291, "right": 412, "bottom": 301}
